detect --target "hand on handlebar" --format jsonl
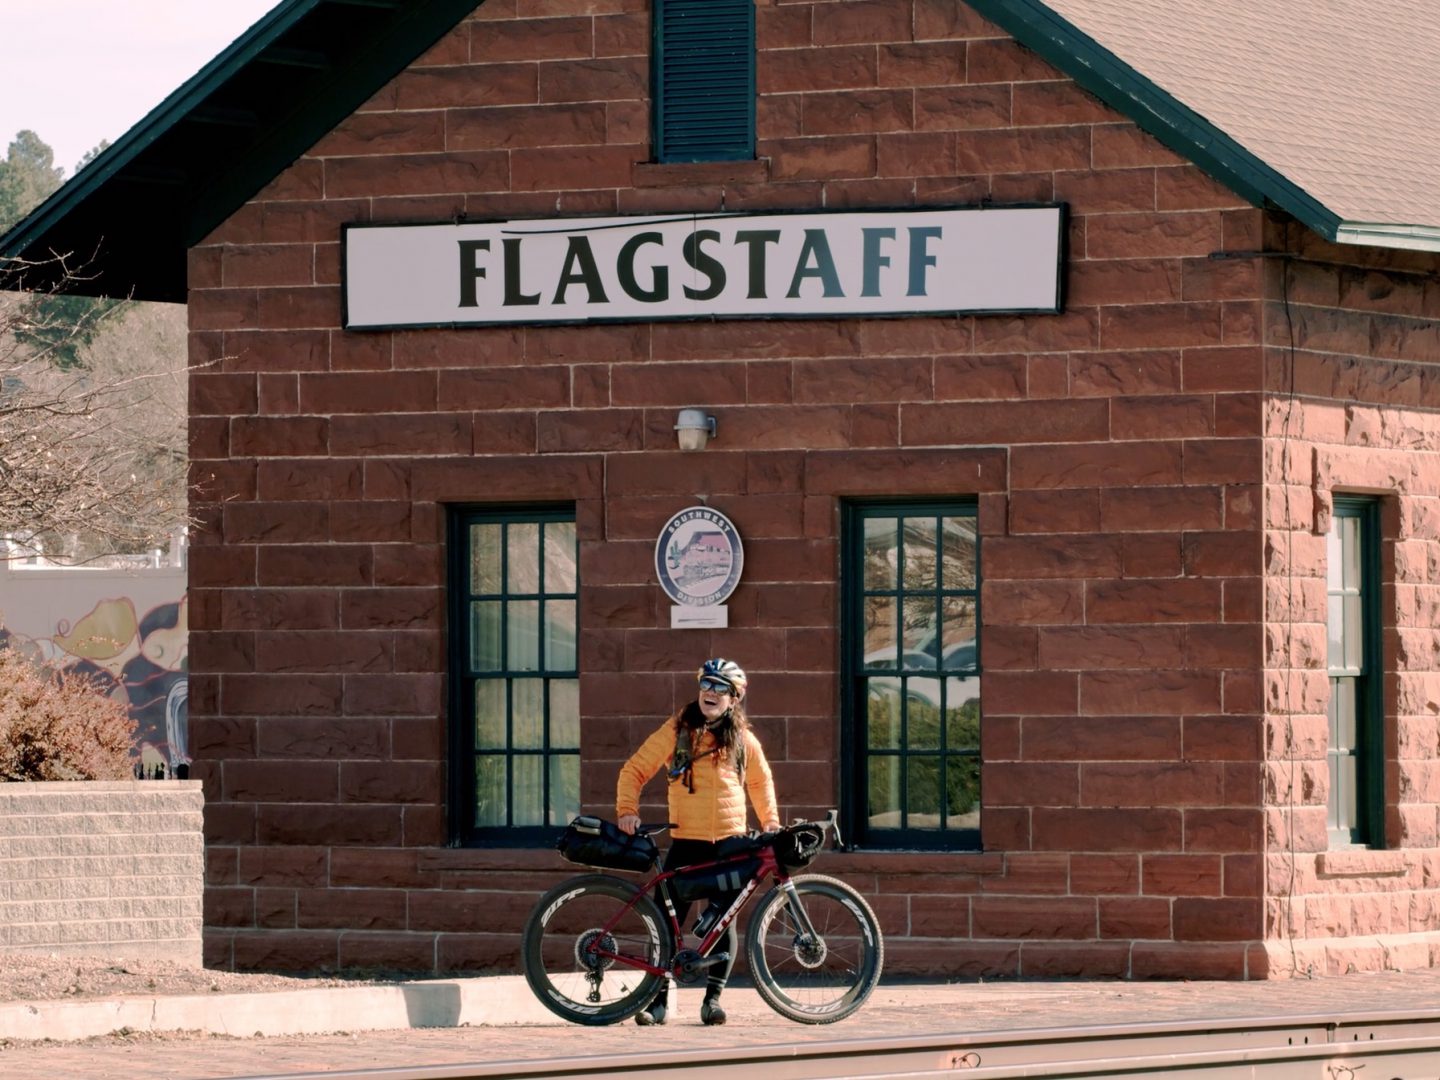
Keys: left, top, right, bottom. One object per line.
{"left": 617, "top": 814, "right": 641, "bottom": 835}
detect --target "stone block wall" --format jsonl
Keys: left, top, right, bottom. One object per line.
{"left": 0, "top": 782, "right": 204, "bottom": 965}
{"left": 191, "top": 0, "right": 1276, "bottom": 978}
{"left": 1259, "top": 227, "right": 1440, "bottom": 976}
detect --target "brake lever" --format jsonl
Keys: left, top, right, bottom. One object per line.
{"left": 823, "top": 808, "right": 842, "bottom": 850}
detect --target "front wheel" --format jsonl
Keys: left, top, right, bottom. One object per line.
{"left": 521, "top": 873, "right": 673, "bottom": 1025}
{"left": 746, "top": 874, "right": 884, "bottom": 1024}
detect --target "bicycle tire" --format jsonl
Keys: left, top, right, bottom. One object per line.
{"left": 745, "top": 873, "right": 884, "bottom": 1024}
{"left": 521, "top": 873, "right": 673, "bottom": 1026}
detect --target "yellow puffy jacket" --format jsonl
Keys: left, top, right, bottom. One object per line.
{"left": 616, "top": 713, "right": 778, "bottom": 842}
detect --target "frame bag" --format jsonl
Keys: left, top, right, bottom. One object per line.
{"left": 556, "top": 816, "right": 658, "bottom": 873}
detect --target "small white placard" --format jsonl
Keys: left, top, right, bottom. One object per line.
{"left": 672, "top": 605, "right": 728, "bottom": 629}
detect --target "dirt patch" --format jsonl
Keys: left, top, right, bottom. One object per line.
{"left": 0, "top": 953, "right": 409, "bottom": 1005}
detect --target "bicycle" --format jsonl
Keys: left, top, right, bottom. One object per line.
{"left": 521, "top": 810, "right": 884, "bottom": 1025}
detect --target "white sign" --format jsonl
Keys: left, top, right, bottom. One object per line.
{"left": 343, "top": 207, "right": 1064, "bottom": 329}
{"left": 671, "top": 605, "right": 729, "bottom": 630}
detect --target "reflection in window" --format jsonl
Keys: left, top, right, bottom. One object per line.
{"left": 455, "top": 509, "right": 580, "bottom": 841}
{"left": 847, "top": 501, "right": 980, "bottom": 848}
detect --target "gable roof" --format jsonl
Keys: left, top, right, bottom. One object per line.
{"left": 970, "top": 0, "right": 1440, "bottom": 252}
{"left": 5, "top": 0, "right": 1440, "bottom": 303}
{"left": 0, "top": 0, "right": 479, "bottom": 303}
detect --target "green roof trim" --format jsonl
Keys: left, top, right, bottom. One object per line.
{"left": 966, "top": 0, "right": 1347, "bottom": 245}
{"left": 0, "top": 0, "right": 482, "bottom": 302}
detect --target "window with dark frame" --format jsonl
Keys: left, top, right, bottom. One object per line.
{"left": 652, "top": 0, "right": 755, "bottom": 163}
{"left": 449, "top": 506, "right": 579, "bottom": 845}
{"left": 1326, "top": 497, "right": 1384, "bottom": 848}
{"left": 843, "top": 501, "right": 981, "bottom": 850}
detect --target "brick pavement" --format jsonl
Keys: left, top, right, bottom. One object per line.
{"left": 4, "top": 969, "right": 1440, "bottom": 1080}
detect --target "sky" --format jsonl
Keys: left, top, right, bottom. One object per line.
{"left": 0, "top": 1, "right": 279, "bottom": 178}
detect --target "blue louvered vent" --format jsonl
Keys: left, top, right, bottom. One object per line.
{"left": 654, "top": 0, "right": 755, "bottom": 163}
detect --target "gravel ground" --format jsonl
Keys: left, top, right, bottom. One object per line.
{"left": 0, "top": 953, "right": 408, "bottom": 1004}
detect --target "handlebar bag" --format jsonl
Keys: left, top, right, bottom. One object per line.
{"left": 773, "top": 822, "right": 824, "bottom": 870}
{"left": 556, "top": 816, "right": 658, "bottom": 873}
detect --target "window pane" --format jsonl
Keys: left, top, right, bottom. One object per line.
{"left": 474, "top": 680, "right": 505, "bottom": 749}
{"left": 1343, "top": 595, "right": 1363, "bottom": 672}
{"left": 902, "top": 517, "right": 938, "bottom": 590}
{"left": 512, "top": 755, "right": 544, "bottom": 827}
{"left": 902, "top": 595, "right": 938, "bottom": 670}
{"left": 509, "top": 599, "right": 540, "bottom": 671}
{"left": 946, "top": 756, "right": 981, "bottom": 828}
{"left": 551, "top": 679, "right": 580, "bottom": 750}
{"left": 866, "top": 678, "right": 902, "bottom": 749}
{"left": 1332, "top": 677, "right": 1357, "bottom": 750}
{"left": 475, "top": 756, "right": 506, "bottom": 827}
{"left": 1326, "top": 593, "right": 1345, "bottom": 672}
{"left": 1326, "top": 525, "right": 1343, "bottom": 591}
{"left": 1336, "top": 752, "right": 1357, "bottom": 832}
{"left": 864, "top": 517, "right": 897, "bottom": 590}
{"left": 863, "top": 596, "right": 897, "bottom": 669}
{"left": 513, "top": 679, "right": 544, "bottom": 749}
{"left": 907, "top": 756, "right": 941, "bottom": 829}
{"left": 508, "top": 522, "right": 540, "bottom": 593}
{"left": 1341, "top": 516, "right": 1361, "bottom": 590}
{"left": 940, "top": 596, "right": 977, "bottom": 672}
{"left": 549, "top": 754, "right": 580, "bottom": 826}
{"left": 470, "top": 524, "right": 501, "bottom": 594}
{"left": 945, "top": 677, "right": 982, "bottom": 752}
{"left": 908, "top": 678, "right": 942, "bottom": 750}
{"left": 867, "top": 756, "right": 900, "bottom": 829}
{"left": 546, "top": 599, "right": 577, "bottom": 671}
{"left": 941, "top": 515, "right": 977, "bottom": 589}
{"left": 545, "top": 520, "right": 577, "bottom": 593}
{"left": 470, "top": 601, "right": 501, "bottom": 672}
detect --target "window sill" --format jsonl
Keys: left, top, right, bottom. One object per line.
{"left": 633, "top": 159, "right": 769, "bottom": 188}
{"left": 1316, "top": 849, "right": 1410, "bottom": 878}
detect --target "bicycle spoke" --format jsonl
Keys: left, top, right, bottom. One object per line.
{"left": 747, "top": 875, "right": 883, "bottom": 1024}
{"left": 523, "top": 875, "right": 669, "bottom": 1025}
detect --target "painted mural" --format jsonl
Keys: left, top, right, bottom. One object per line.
{"left": 0, "top": 567, "right": 188, "bottom": 775}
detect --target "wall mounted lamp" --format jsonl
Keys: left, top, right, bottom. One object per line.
{"left": 675, "top": 408, "right": 717, "bottom": 451}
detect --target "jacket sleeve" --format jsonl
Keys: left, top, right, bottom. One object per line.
{"left": 616, "top": 718, "right": 677, "bottom": 819}
{"left": 743, "top": 730, "right": 780, "bottom": 828}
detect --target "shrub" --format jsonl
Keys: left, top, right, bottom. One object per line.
{"left": 0, "top": 647, "right": 137, "bottom": 781}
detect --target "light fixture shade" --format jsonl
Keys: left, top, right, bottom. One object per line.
{"left": 674, "top": 408, "right": 716, "bottom": 451}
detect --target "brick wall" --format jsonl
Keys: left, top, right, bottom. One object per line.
{"left": 0, "top": 782, "right": 203, "bottom": 964}
{"left": 1259, "top": 226, "right": 1440, "bottom": 976}
{"left": 190, "top": 0, "right": 1295, "bottom": 978}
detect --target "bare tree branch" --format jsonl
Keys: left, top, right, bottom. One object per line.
{"left": 0, "top": 253, "right": 191, "bottom": 561}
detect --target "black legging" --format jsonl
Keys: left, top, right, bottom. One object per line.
{"left": 652, "top": 837, "right": 739, "bottom": 1003}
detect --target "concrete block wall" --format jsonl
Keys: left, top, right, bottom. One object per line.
{"left": 0, "top": 782, "right": 204, "bottom": 965}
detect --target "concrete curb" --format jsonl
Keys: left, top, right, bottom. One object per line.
{"left": 0, "top": 974, "right": 560, "bottom": 1041}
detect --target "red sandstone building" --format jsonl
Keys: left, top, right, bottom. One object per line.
{"left": 6, "top": 0, "right": 1440, "bottom": 980}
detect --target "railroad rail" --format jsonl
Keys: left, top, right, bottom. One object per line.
{"left": 237, "top": 1009, "right": 1440, "bottom": 1080}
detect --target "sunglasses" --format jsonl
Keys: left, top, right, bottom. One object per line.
{"left": 698, "top": 677, "right": 734, "bottom": 694}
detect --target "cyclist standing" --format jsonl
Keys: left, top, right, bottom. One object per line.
{"left": 617, "top": 658, "right": 780, "bottom": 1027}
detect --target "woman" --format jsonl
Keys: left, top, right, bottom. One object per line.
{"left": 617, "top": 658, "right": 779, "bottom": 1026}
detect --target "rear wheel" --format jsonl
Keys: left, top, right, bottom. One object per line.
{"left": 745, "top": 874, "right": 883, "bottom": 1024}
{"left": 521, "top": 874, "right": 673, "bottom": 1025}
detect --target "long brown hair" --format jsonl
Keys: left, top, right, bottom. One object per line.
{"left": 678, "top": 699, "right": 749, "bottom": 771}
